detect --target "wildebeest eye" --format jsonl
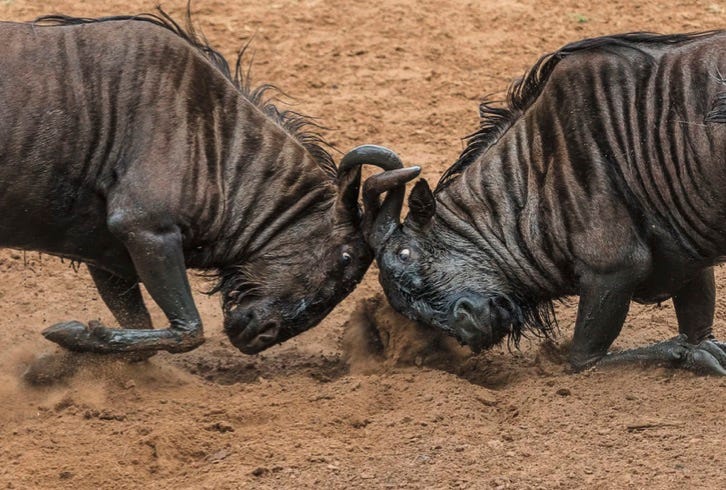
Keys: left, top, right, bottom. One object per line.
{"left": 398, "top": 248, "right": 411, "bottom": 261}
{"left": 341, "top": 252, "right": 352, "bottom": 265}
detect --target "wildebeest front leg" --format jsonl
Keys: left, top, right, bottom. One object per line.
{"left": 569, "top": 271, "right": 635, "bottom": 371}
{"left": 596, "top": 268, "right": 726, "bottom": 375}
{"left": 43, "top": 225, "right": 204, "bottom": 353}
{"left": 25, "top": 267, "right": 157, "bottom": 384}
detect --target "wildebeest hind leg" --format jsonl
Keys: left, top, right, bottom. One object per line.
{"left": 43, "top": 219, "right": 205, "bottom": 354}
{"left": 88, "top": 265, "right": 153, "bottom": 332}
{"left": 674, "top": 267, "right": 715, "bottom": 343}
{"left": 595, "top": 268, "right": 726, "bottom": 375}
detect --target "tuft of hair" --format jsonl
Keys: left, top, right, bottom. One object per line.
{"left": 33, "top": 6, "right": 337, "bottom": 179}
{"left": 507, "top": 296, "right": 559, "bottom": 349}
{"left": 202, "top": 264, "right": 263, "bottom": 310}
{"left": 436, "top": 30, "right": 723, "bottom": 192}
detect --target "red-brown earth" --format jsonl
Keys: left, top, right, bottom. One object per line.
{"left": 0, "top": 0, "right": 724, "bottom": 488}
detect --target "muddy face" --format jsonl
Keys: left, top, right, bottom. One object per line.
{"left": 217, "top": 145, "right": 413, "bottom": 354}
{"left": 366, "top": 178, "right": 517, "bottom": 352}
{"left": 377, "top": 225, "right": 514, "bottom": 352}
{"left": 221, "top": 224, "right": 373, "bottom": 354}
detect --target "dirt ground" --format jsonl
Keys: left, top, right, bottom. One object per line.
{"left": 0, "top": 0, "right": 724, "bottom": 488}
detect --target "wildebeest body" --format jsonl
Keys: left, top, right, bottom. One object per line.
{"left": 1, "top": 20, "right": 299, "bottom": 271}
{"left": 0, "top": 13, "right": 403, "bottom": 356}
{"left": 438, "top": 33, "right": 726, "bottom": 300}
{"left": 364, "top": 31, "right": 726, "bottom": 373}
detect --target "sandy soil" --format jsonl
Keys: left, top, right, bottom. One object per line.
{"left": 0, "top": 0, "right": 724, "bottom": 488}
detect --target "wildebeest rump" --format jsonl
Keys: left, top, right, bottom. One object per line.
{"left": 0, "top": 11, "right": 415, "bottom": 356}
{"left": 363, "top": 32, "right": 726, "bottom": 374}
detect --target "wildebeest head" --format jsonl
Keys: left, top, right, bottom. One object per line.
{"left": 364, "top": 173, "right": 529, "bottom": 353}
{"left": 219, "top": 145, "right": 421, "bottom": 354}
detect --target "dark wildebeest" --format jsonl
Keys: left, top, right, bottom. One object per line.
{"left": 0, "top": 11, "right": 418, "bottom": 356}
{"left": 363, "top": 32, "right": 726, "bottom": 375}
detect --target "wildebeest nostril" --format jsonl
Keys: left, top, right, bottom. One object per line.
{"left": 453, "top": 297, "right": 478, "bottom": 319}
{"left": 255, "top": 322, "right": 280, "bottom": 343}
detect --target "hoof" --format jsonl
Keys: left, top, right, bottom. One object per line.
{"left": 42, "top": 321, "right": 111, "bottom": 353}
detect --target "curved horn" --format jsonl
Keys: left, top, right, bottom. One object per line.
{"left": 338, "top": 144, "right": 405, "bottom": 175}
{"left": 336, "top": 145, "right": 406, "bottom": 222}
{"left": 363, "top": 166, "right": 421, "bottom": 250}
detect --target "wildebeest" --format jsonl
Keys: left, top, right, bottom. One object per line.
{"left": 0, "top": 11, "right": 417, "bottom": 356}
{"left": 364, "top": 31, "right": 726, "bottom": 374}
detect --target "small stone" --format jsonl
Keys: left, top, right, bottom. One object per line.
{"left": 475, "top": 393, "right": 498, "bottom": 406}
{"left": 251, "top": 467, "right": 268, "bottom": 477}
{"left": 98, "top": 410, "right": 126, "bottom": 421}
{"left": 59, "top": 471, "right": 73, "bottom": 480}
{"left": 556, "top": 388, "right": 571, "bottom": 397}
{"left": 486, "top": 439, "right": 503, "bottom": 449}
{"left": 207, "top": 421, "right": 235, "bottom": 433}
{"left": 206, "top": 448, "right": 231, "bottom": 462}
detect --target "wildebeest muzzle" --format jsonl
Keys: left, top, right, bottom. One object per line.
{"left": 448, "top": 295, "right": 513, "bottom": 352}
{"left": 224, "top": 307, "right": 282, "bottom": 354}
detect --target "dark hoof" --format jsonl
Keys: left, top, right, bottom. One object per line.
{"left": 689, "top": 339, "right": 726, "bottom": 375}
{"left": 42, "top": 320, "right": 111, "bottom": 353}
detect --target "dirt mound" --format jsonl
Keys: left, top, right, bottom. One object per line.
{"left": 342, "top": 293, "right": 470, "bottom": 373}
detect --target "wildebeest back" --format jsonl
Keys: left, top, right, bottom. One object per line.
{"left": 0, "top": 19, "right": 292, "bottom": 263}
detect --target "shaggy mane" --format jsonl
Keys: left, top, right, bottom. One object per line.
{"left": 436, "top": 30, "right": 723, "bottom": 192}
{"left": 33, "top": 7, "right": 338, "bottom": 179}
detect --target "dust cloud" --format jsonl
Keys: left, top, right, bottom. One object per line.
{"left": 342, "top": 293, "right": 470, "bottom": 373}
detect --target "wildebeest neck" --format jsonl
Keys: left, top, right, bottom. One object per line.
{"left": 433, "top": 119, "right": 572, "bottom": 301}
{"left": 181, "top": 99, "right": 338, "bottom": 269}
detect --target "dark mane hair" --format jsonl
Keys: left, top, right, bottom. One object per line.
{"left": 33, "top": 8, "right": 338, "bottom": 179}
{"left": 436, "top": 30, "right": 723, "bottom": 192}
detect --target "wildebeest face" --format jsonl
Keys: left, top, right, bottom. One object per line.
{"left": 221, "top": 214, "right": 372, "bottom": 354}
{"left": 368, "top": 178, "right": 516, "bottom": 352}
{"left": 219, "top": 145, "right": 416, "bottom": 354}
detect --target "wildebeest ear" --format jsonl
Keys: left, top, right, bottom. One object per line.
{"left": 408, "top": 179, "right": 436, "bottom": 228}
